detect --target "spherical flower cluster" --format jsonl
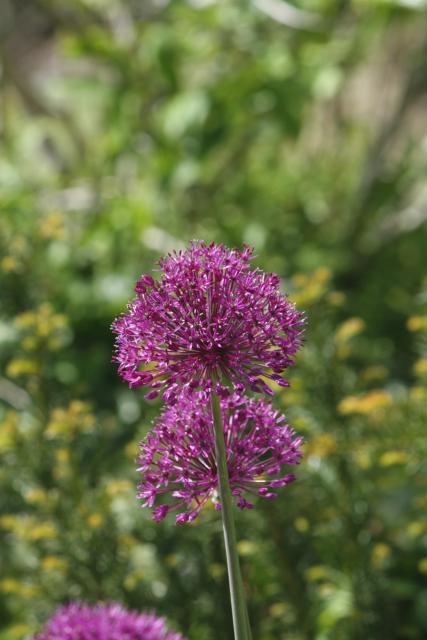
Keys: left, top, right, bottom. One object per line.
{"left": 33, "top": 602, "right": 185, "bottom": 640}
{"left": 113, "top": 242, "right": 304, "bottom": 400}
{"left": 137, "top": 391, "right": 303, "bottom": 524}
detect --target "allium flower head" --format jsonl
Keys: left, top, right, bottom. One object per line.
{"left": 113, "top": 241, "right": 304, "bottom": 400}
{"left": 137, "top": 391, "right": 303, "bottom": 524}
{"left": 33, "top": 602, "right": 185, "bottom": 640}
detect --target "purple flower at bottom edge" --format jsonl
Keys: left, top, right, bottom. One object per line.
{"left": 112, "top": 241, "right": 305, "bottom": 401}
{"left": 33, "top": 602, "right": 185, "bottom": 640}
{"left": 137, "top": 391, "right": 303, "bottom": 524}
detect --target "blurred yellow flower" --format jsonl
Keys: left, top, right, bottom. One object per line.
{"left": 87, "top": 513, "right": 104, "bottom": 528}
{"left": 291, "top": 267, "right": 332, "bottom": 306}
{"left": 117, "top": 534, "right": 138, "bottom": 549}
{"left": 28, "top": 522, "right": 58, "bottom": 540}
{"left": 0, "top": 411, "right": 18, "bottom": 452}
{"left": 335, "top": 317, "right": 365, "bottom": 344}
{"left": 106, "top": 480, "right": 133, "bottom": 498}
{"left": 21, "top": 336, "right": 37, "bottom": 351}
{"left": 165, "top": 554, "right": 179, "bottom": 568}
{"left": 414, "top": 496, "right": 427, "bottom": 509}
{"left": 305, "top": 565, "right": 329, "bottom": 582}
{"left": 15, "top": 310, "right": 37, "bottom": 329}
{"left": 306, "top": 433, "right": 337, "bottom": 459}
{"left": 353, "top": 448, "right": 372, "bottom": 470}
{"left": 379, "top": 451, "right": 410, "bottom": 466}
{"left": 418, "top": 558, "right": 427, "bottom": 574}
{"left": 3, "top": 623, "right": 32, "bottom": 638}
{"left": 125, "top": 439, "right": 140, "bottom": 459}
{"left": 315, "top": 267, "right": 332, "bottom": 284}
{"left": 361, "top": 366, "right": 388, "bottom": 382}
{"left": 15, "top": 304, "right": 69, "bottom": 353}
{"left": 406, "top": 521, "right": 425, "bottom": 538}
{"left": 0, "top": 515, "right": 19, "bottom": 530}
{"left": 39, "top": 212, "right": 66, "bottom": 240}
{"left": 294, "top": 517, "right": 310, "bottom": 533}
{"left": 46, "top": 401, "right": 95, "bottom": 438}
{"left": 55, "top": 448, "right": 70, "bottom": 464}
{"left": 0, "top": 579, "right": 40, "bottom": 597}
{"left": 6, "top": 358, "right": 39, "bottom": 378}
{"left": 407, "top": 315, "right": 427, "bottom": 331}
{"left": 24, "top": 488, "right": 49, "bottom": 505}
{"left": 124, "top": 570, "right": 145, "bottom": 591}
{"left": 0, "top": 579, "right": 22, "bottom": 593}
{"left": 334, "top": 317, "right": 365, "bottom": 359}
{"left": 42, "top": 556, "right": 67, "bottom": 572}
{"left": 409, "top": 386, "right": 427, "bottom": 402}
{"left": 337, "top": 390, "right": 392, "bottom": 416}
{"left": 269, "top": 602, "right": 290, "bottom": 618}
{"left": 9, "top": 235, "right": 28, "bottom": 255}
{"left": 278, "top": 376, "right": 304, "bottom": 407}
{"left": 327, "top": 291, "right": 346, "bottom": 307}
{"left": 414, "top": 359, "right": 427, "bottom": 377}
{"left": 237, "top": 540, "right": 258, "bottom": 556}
{"left": 372, "top": 543, "right": 391, "bottom": 569}
{"left": 1, "top": 255, "right": 19, "bottom": 272}
{"left": 209, "top": 563, "right": 225, "bottom": 579}
{"left": 53, "top": 448, "right": 71, "bottom": 480}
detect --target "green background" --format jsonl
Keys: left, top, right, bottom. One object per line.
{"left": 1, "top": 1, "right": 427, "bottom": 638}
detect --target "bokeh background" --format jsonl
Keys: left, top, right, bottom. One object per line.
{"left": 1, "top": 1, "right": 427, "bottom": 638}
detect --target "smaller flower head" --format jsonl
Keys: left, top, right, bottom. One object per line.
{"left": 137, "top": 391, "right": 303, "bottom": 524}
{"left": 33, "top": 602, "right": 185, "bottom": 640}
{"left": 112, "top": 241, "right": 305, "bottom": 400}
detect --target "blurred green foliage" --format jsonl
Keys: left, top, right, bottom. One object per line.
{"left": 1, "top": 0, "right": 427, "bottom": 638}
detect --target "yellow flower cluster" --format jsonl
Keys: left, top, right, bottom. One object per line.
{"left": 361, "top": 366, "right": 388, "bottom": 382}
{"left": 305, "top": 565, "right": 330, "bottom": 582}
{"left": 14, "top": 303, "right": 69, "bottom": 352}
{"left": 418, "top": 558, "right": 427, "bottom": 574}
{"left": 0, "top": 578, "right": 40, "bottom": 598}
{"left": 409, "top": 386, "right": 427, "bottom": 402}
{"left": 291, "top": 267, "right": 333, "bottom": 307}
{"left": 6, "top": 358, "right": 40, "bottom": 378}
{"left": 2, "top": 623, "right": 33, "bottom": 639}
{"left": 87, "top": 513, "right": 104, "bottom": 528}
{"left": 334, "top": 317, "right": 365, "bottom": 359}
{"left": 337, "top": 390, "right": 392, "bottom": 417}
{"left": 46, "top": 401, "right": 96, "bottom": 439}
{"left": 52, "top": 448, "right": 72, "bottom": 481}
{"left": 378, "top": 451, "right": 410, "bottom": 467}
{"left": 269, "top": 602, "right": 291, "bottom": 618}
{"left": 407, "top": 315, "right": 427, "bottom": 332}
{"left": 24, "top": 487, "right": 57, "bottom": 511}
{"left": 294, "top": 517, "right": 310, "bottom": 533}
{"left": 371, "top": 543, "right": 391, "bottom": 569}
{"left": 413, "top": 358, "right": 427, "bottom": 379}
{"left": 124, "top": 569, "right": 145, "bottom": 591}
{"left": 352, "top": 447, "right": 372, "bottom": 470}
{"left": 0, "top": 235, "right": 29, "bottom": 274}
{"left": 6, "top": 304, "right": 70, "bottom": 388}
{"left": 105, "top": 479, "right": 133, "bottom": 498}
{"left": 236, "top": 540, "right": 258, "bottom": 556}
{"left": 0, "top": 515, "right": 57, "bottom": 541}
{"left": 39, "top": 212, "right": 66, "bottom": 241}
{"left": 0, "top": 411, "right": 19, "bottom": 453}
{"left": 41, "top": 555, "right": 67, "bottom": 572}
{"left": 306, "top": 433, "right": 337, "bottom": 460}
{"left": 1, "top": 255, "right": 20, "bottom": 273}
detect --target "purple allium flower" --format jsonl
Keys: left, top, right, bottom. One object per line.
{"left": 113, "top": 241, "right": 304, "bottom": 400}
{"left": 33, "top": 602, "right": 185, "bottom": 640}
{"left": 137, "top": 391, "right": 303, "bottom": 524}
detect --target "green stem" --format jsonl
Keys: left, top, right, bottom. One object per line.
{"left": 211, "top": 389, "right": 251, "bottom": 640}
